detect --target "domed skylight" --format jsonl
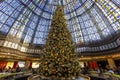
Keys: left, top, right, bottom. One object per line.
{"left": 0, "top": 0, "right": 120, "bottom": 48}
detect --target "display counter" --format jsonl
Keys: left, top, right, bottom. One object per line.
{"left": 90, "top": 71, "right": 120, "bottom": 80}
{"left": 28, "top": 74, "right": 90, "bottom": 80}
{"left": 0, "top": 72, "right": 32, "bottom": 80}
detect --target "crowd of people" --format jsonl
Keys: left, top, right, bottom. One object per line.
{"left": 80, "top": 65, "right": 120, "bottom": 75}
{"left": 0, "top": 65, "right": 22, "bottom": 73}
{"left": 96, "top": 66, "right": 120, "bottom": 75}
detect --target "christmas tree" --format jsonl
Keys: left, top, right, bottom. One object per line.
{"left": 39, "top": 6, "right": 80, "bottom": 78}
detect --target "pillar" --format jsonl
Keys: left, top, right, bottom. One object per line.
{"left": 84, "top": 61, "right": 88, "bottom": 67}
{"left": 107, "top": 58, "right": 116, "bottom": 69}
{"left": 25, "top": 61, "right": 30, "bottom": 69}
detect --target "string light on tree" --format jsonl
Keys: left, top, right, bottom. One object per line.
{"left": 39, "top": 5, "right": 80, "bottom": 78}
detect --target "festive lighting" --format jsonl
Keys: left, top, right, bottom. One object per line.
{"left": 39, "top": 6, "right": 80, "bottom": 78}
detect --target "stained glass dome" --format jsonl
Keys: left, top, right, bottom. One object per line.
{"left": 0, "top": 0, "right": 120, "bottom": 54}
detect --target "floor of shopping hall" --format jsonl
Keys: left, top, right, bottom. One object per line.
{"left": 0, "top": 0, "right": 120, "bottom": 80}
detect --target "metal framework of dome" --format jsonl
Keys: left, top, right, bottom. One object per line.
{"left": 0, "top": 0, "right": 120, "bottom": 54}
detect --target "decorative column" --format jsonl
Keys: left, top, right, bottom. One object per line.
{"left": 25, "top": 61, "right": 30, "bottom": 69}
{"left": 84, "top": 61, "right": 88, "bottom": 67}
{"left": 107, "top": 58, "right": 116, "bottom": 69}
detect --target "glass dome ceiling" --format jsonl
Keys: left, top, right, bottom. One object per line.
{"left": 0, "top": 0, "right": 120, "bottom": 46}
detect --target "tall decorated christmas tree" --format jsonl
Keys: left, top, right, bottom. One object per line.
{"left": 39, "top": 6, "right": 80, "bottom": 78}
